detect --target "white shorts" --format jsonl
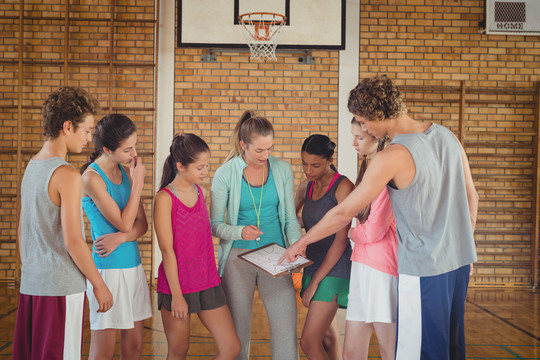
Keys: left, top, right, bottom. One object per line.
{"left": 87, "top": 264, "right": 152, "bottom": 330}
{"left": 346, "top": 261, "right": 398, "bottom": 323}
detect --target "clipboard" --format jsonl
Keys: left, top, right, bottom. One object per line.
{"left": 238, "top": 243, "right": 313, "bottom": 278}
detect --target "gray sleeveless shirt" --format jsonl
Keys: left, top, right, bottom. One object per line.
{"left": 387, "top": 123, "right": 477, "bottom": 277}
{"left": 20, "top": 157, "right": 86, "bottom": 296}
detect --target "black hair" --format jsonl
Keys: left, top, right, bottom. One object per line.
{"left": 301, "top": 134, "right": 338, "bottom": 172}
{"left": 80, "top": 113, "right": 136, "bottom": 174}
{"left": 159, "top": 132, "right": 210, "bottom": 189}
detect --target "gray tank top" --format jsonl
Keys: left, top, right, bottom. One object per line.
{"left": 20, "top": 157, "right": 86, "bottom": 296}
{"left": 387, "top": 123, "right": 477, "bottom": 276}
{"left": 302, "top": 175, "right": 352, "bottom": 279}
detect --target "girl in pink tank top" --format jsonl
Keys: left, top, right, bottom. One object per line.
{"left": 343, "top": 119, "right": 398, "bottom": 360}
{"left": 154, "top": 132, "right": 240, "bottom": 359}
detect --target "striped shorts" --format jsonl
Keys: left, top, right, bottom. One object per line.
{"left": 396, "top": 265, "right": 471, "bottom": 360}
{"left": 13, "top": 292, "right": 85, "bottom": 360}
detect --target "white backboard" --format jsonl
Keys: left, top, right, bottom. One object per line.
{"left": 178, "top": 0, "right": 346, "bottom": 49}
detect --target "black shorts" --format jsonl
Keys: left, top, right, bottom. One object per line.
{"left": 157, "top": 283, "right": 227, "bottom": 314}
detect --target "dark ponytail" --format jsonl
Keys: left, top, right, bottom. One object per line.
{"left": 80, "top": 113, "right": 136, "bottom": 174}
{"left": 159, "top": 132, "right": 210, "bottom": 190}
{"left": 301, "top": 134, "right": 337, "bottom": 172}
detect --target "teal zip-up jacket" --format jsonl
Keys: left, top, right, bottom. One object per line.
{"left": 210, "top": 155, "right": 302, "bottom": 277}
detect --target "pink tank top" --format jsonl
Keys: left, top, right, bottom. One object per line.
{"left": 157, "top": 185, "right": 220, "bottom": 294}
{"left": 350, "top": 187, "right": 398, "bottom": 276}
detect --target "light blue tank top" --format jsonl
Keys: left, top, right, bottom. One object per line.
{"left": 387, "top": 123, "right": 477, "bottom": 276}
{"left": 82, "top": 162, "right": 142, "bottom": 269}
{"left": 233, "top": 166, "right": 285, "bottom": 249}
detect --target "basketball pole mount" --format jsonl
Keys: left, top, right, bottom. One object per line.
{"left": 199, "top": 48, "right": 316, "bottom": 64}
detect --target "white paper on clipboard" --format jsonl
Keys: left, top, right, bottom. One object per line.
{"left": 238, "top": 243, "right": 312, "bottom": 277}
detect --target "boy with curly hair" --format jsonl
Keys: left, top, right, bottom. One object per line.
{"left": 13, "top": 87, "right": 113, "bottom": 360}
{"left": 282, "top": 75, "right": 478, "bottom": 360}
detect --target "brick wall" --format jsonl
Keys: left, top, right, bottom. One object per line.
{"left": 357, "top": 0, "right": 539, "bottom": 286}
{"left": 358, "top": 0, "right": 539, "bottom": 85}
{"left": 172, "top": 49, "right": 340, "bottom": 193}
{"left": 0, "top": 0, "right": 538, "bottom": 286}
{"left": 0, "top": 0, "right": 156, "bottom": 281}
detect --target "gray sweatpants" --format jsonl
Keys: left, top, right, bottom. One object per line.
{"left": 222, "top": 247, "right": 298, "bottom": 360}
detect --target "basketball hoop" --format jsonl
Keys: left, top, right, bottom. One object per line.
{"left": 238, "top": 12, "right": 286, "bottom": 62}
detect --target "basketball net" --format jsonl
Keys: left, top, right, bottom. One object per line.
{"left": 238, "top": 12, "right": 286, "bottom": 62}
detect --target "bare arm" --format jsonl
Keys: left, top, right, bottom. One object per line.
{"left": 154, "top": 190, "right": 188, "bottom": 320}
{"left": 17, "top": 214, "right": 21, "bottom": 260}
{"left": 130, "top": 202, "right": 149, "bottom": 238}
{"left": 202, "top": 185, "right": 211, "bottom": 209}
{"left": 301, "top": 179, "right": 354, "bottom": 307}
{"left": 55, "top": 166, "right": 113, "bottom": 312}
{"left": 280, "top": 149, "right": 405, "bottom": 264}
{"left": 294, "top": 180, "right": 308, "bottom": 228}
{"left": 94, "top": 201, "right": 148, "bottom": 257}
{"left": 82, "top": 158, "right": 145, "bottom": 233}
{"left": 461, "top": 146, "right": 478, "bottom": 231}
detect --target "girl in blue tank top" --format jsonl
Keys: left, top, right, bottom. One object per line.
{"left": 295, "top": 134, "right": 354, "bottom": 360}
{"left": 81, "top": 114, "right": 152, "bottom": 359}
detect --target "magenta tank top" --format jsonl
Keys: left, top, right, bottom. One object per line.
{"left": 157, "top": 185, "right": 220, "bottom": 295}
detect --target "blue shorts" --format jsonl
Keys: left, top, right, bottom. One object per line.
{"left": 396, "top": 265, "right": 471, "bottom": 360}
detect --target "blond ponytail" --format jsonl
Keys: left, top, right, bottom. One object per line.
{"left": 224, "top": 110, "right": 274, "bottom": 162}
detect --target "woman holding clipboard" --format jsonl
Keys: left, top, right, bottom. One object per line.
{"left": 210, "top": 110, "right": 302, "bottom": 360}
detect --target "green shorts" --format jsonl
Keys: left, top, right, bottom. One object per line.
{"left": 301, "top": 275, "right": 350, "bottom": 309}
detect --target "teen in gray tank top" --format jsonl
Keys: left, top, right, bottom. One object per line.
{"left": 387, "top": 123, "right": 477, "bottom": 277}
{"left": 20, "top": 157, "right": 86, "bottom": 296}
{"left": 282, "top": 75, "right": 479, "bottom": 360}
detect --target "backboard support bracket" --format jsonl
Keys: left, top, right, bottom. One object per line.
{"left": 298, "top": 52, "right": 315, "bottom": 64}
{"left": 199, "top": 48, "right": 317, "bottom": 64}
{"left": 200, "top": 49, "right": 217, "bottom": 62}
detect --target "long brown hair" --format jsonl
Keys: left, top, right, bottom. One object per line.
{"left": 159, "top": 132, "right": 210, "bottom": 189}
{"left": 80, "top": 113, "right": 135, "bottom": 174}
{"left": 352, "top": 118, "right": 389, "bottom": 223}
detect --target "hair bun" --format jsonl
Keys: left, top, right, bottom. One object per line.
{"left": 328, "top": 141, "right": 336, "bottom": 151}
{"left": 240, "top": 110, "right": 256, "bottom": 124}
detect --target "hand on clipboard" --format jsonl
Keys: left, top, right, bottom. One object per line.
{"left": 238, "top": 243, "right": 312, "bottom": 278}
{"left": 278, "top": 238, "right": 307, "bottom": 265}
{"left": 287, "top": 248, "right": 307, "bottom": 273}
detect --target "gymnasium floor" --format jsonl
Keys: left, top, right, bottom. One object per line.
{"left": 0, "top": 284, "right": 538, "bottom": 359}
